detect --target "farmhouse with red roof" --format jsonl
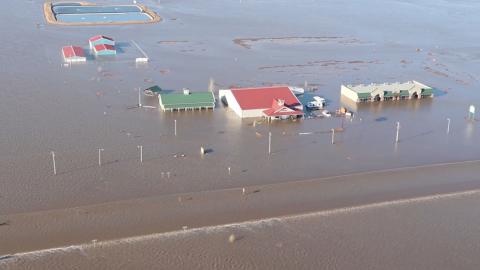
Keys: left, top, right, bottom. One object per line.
{"left": 62, "top": 46, "right": 86, "bottom": 62}
{"left": 219, "top": 86, "right": 304, "bottom": 120}
{"left": 89, "top": 35, "right": 115, "bottom": 49}
{"left": 93, "top": 44, "right": 116, "bottom": 56}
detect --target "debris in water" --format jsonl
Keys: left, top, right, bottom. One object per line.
{"left": 0, "top": 255, "right": 15, "bottom": 261}
{"left": 159, "top": 69, "right": 170, "bottom": 75}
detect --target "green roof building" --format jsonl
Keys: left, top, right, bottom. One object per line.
{"left": 158, "top": 89, "right": 215, "bottom": 111}
{"left": 341, "top": 81, "right": 433, "bottom": 103}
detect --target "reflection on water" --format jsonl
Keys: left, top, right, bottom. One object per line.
{"left": 341, "top": 96, "right": 434, "bottom": 114}
{"left": 465, "top": 121, "right": 476, "bottom": 140}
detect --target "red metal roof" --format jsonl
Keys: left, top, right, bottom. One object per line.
{"left": 89, "top": 35, "right": 114, "bottom": 42}
{"left": 62, "top": 46, "right": 85, "bottom": 58}
{"left": 263, "top": 99, "right": 304, "bottom": 117}
{"left": 263, "top": 107, "right": 304, "bottom": 117}
{"left": 230, "top": 86, "right": 302, "bottom": 110}
{"left": 94, "top": 44, "right": 116, "bottom": 51}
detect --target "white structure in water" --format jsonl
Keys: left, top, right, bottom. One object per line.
{"left": 219, "top": 86, "right": 303, "bottom": 120}
{"left": 341, "top": 81, "right": 433, "bottom": 103}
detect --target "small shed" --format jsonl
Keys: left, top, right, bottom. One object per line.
{"left": 89, "top": 35, "right": 115, "bottom": 49}
{"left": 93, "top": 44, "right": 116, "bottom": 56}
{"left": 159, "top": 89, "right": 215, "bottom": 111}
{"left": 62, "top": 46, "right": 86, "bottom": 62}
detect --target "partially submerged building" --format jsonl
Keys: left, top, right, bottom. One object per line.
{"left": 93, "top": 44, "right": 116, "bottom": 56}
{"left": 158, "top": 89, "right": 215, "bottom": 111}
{"left": 62, "top": 46, "right": 86, "bottom": 62}
{"left": 89, "top": 35, "right": 115, "bottom": 49}
{"left": 341, "top": 81, "right": 433, "bottom": 103}
{"left": 219, "top": 86, "right": 304, "bottom": 120}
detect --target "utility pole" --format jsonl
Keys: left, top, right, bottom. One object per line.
{"left": 395, "top": 122, "right": 400, "bottom": 143}
{"left": 138, "top": 88, "right": 142, "bottom": 107}
{"left": 51, "top": 151, "right": 56, "bottom": 175}
{"left": 447, "top": 118, "right": 451, "bottom": 134}
{"left": 137, "top": 145, "right": 143, "bottom": 163}
{"left": 268, "top": 131, "right": 272, "bottom": 155}
{"left": 174, "top": 119, "right": 177, "bottom": 136}
{"left": 98, "top": 148, "right": 104, "bottom": 166}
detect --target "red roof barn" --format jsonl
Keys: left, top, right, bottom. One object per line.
{"left": 62, "top": 46, "right": 86, "bottom": 62}
{"left": 89, "top": 35, "right": 115, "bottom": 48}
{"left": 219, "top": 86, "right": 304, "bottom": 119}
{"left": 93, "top": 44, "right": 116, "bottom": 56}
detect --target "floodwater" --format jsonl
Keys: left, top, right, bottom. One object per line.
{"left": 3, "top": 188, "right": 480, "bottom": 269}
{"left": 1, "top": 0, "right": 480, "bottom": 267}
{"left": 52, "top": 5, "right": 142, "bottom": 14}
{"left": 56, "top": 13, "right": 153, "bottom": 23}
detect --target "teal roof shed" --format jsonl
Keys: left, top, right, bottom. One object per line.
{"left": 159, "top": 89, "right": 215, "bottom": 111}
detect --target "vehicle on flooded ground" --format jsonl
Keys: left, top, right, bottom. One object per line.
{"left": 306, "top": 96, "right": 326, "bottom": 110}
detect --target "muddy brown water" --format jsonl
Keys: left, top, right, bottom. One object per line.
{"left": 1, "top": 0, "right": 480, "bottom": 264}
{"left": 4, "top": 189, "right": 480, "bottom": 270}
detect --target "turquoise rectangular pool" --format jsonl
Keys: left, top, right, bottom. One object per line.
{"left": 52, "top": 4, "right": 154, "bottom": 24}
{"left": 53, "top": 5, "right": 142, "bottom": 15}
{"left": 56, "top": 13, "right": 152, "bottom": 23}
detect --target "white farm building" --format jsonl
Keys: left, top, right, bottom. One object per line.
{"left": 341, "top": 81, "right": 434, "bottom": 103}
{"left": 219, "top": 86, "right": 303, "bottom": 120}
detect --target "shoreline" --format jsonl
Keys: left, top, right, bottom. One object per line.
{"left": 2, "top": 159, "right": 480, "bottom": 255}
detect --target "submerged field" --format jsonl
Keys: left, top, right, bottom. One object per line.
{"left": 0, "top": 0, "right": 480, "bottom": 268}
